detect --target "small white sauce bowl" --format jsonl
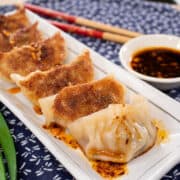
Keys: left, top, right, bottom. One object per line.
{"left": 119, "top": 34, "right": 180, "bottom": 90}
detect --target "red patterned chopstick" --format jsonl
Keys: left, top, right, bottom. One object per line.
{"left": 25, "top": 3, "right": 141, "bottom": 38}
{"left": 49, "top": 20, "right": 131, "bottom": 43}
{"left": 25, "top": 3, "right": 76, "bottom": 23}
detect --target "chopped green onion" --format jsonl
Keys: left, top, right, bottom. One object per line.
{"left": 0, "top": 113, "right": 17, "bottom": 180}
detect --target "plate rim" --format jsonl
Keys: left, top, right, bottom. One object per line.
{"left": 1, "top": 9, "right": 180, "bottom": 180}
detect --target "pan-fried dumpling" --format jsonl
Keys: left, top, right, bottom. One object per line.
{"left": 0, "top": 8, "right": 30, "bottom": 33}
{"left": 0, "top": 33, "right": 10, "bottom": 52}
{"left": 9, "top": 22, "right": 42, "bottom": 48}
{"left": 0, "top": 22, "right": 42, "bottom": 52}
{"left": 39, "top": 76, "right": 125, "bottom": 127}
{"left": 11, "top": 51, "right": 94, "bottom": 106}
{"left": 0, "top": 33, "right": 66, "bottom": 81}
{"left": 68, "top": 95, "right": 157, "bottom": 163}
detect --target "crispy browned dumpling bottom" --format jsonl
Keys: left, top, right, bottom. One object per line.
{"left": 53, "top": 76, "right": 125, "bottom": 123}
{"left": 12, "top": 51, "right": 94, "bottom": 105}
{"left": 0, "top": 8, "right": 30, "bottom": 33}
{"left": 0, "top": 22, "right": 42, "bottom": 52}
{"left": 0, "top": 33, "right": 66, "bottom": 81}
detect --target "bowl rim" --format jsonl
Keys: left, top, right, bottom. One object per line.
{"left": 119, "top": 34, "right": 180, "bottom": 84}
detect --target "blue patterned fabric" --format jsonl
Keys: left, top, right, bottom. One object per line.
{"left": 0, "top": 0, "right": 180, "bottom": 179}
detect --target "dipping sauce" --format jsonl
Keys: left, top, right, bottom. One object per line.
{"left": 131, "top": 47, "right": 180, "bottom": 78}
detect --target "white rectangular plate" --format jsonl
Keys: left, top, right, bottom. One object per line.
{"left": 1, "top": 10, "right": 180, "bottom": 180}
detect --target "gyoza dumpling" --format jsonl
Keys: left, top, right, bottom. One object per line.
{"left": 39, "top": 76, "right": 125, "bottom": 127}
{"left": 0, "top": 33, "right": 66, "bottom": 81}
{"left": 0, "top": 33, "right": 10, "bottom": 52}
{"left": 9, "top": 22, "right": 42, "bottom": 49}
{"left": 68, "top": 95, "right": 157, "bottom": 163}
{"left": 0, "top": 8, "right": 30, "bottom": 33}
{"left": 11, "top": 51, "right": 94, "bottom": 106}
{"left": 0, "top": 22, "right": 42, "bottom": 52}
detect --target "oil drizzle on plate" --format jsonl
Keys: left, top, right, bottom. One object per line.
{"left": 7, "top": 87, "right": 21, "bottom": 94}
{"left": 91, "top": 160, "right": 127, "bottom": 179}
{"left": 33, "top": 105, "right": 43, "bottom": 115}
{"left": 44, "top": 123, "right": 79, "bottom": 149}
{"left": 152, "top": 119, "right": 169, "bottom": 144}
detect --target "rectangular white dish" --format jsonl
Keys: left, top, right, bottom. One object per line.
{"left": 0, "top": 10, "right": 180, "bottom": 180}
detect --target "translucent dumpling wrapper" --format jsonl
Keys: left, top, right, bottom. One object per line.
{"left": 68, "top": 95, "right": 157, "bottom": 163}
{"left": 39, "top": 76, "right": 126, "bottom": 127}
{"left": 11, "top": 51, "right": 94, "bottom": 106}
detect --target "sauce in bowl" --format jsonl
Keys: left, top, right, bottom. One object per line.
{"left": 130, "top": 47, "right": 180, "bottom": 78}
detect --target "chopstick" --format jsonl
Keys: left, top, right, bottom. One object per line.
{"left": 49, "top": 20, "right": 131, "bottom": 43}
{"left": 25, "top": 3, "right": 141, "bottom": 38}
{"left": 172, "top": 4, "right": 180, "bottom": 11}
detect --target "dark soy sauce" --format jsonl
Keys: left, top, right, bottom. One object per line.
{"left": 131, "top": 47, "right": 180, "bottom": 78}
